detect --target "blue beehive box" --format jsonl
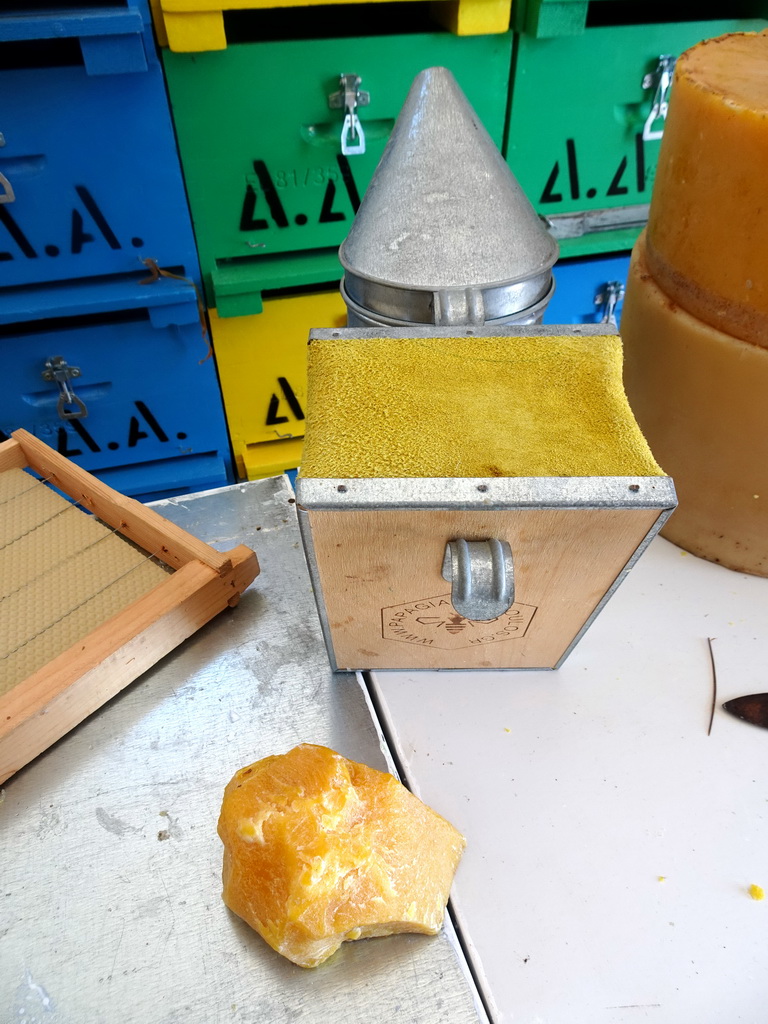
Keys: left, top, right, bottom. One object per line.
{"left": 544, "top": 253, "right": 631, "bottom": 326}
{"left": 0, "top": 0, "right": 200, "bottom": 290}
{"left": 0, "top": 1, "right": 235, "bottom": 498}
{"left": 0, "top": 273, "right": 234, "bottom": 502}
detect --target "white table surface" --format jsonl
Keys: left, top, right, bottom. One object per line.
{"left": 368, "top": 535, "right": 768, "bottom": 1024}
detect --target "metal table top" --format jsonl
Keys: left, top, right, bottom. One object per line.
{"left": 1, "top": 477, "right": 483, "bottom": 1024}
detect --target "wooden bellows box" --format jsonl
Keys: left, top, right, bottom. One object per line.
{"left": 295, "top": 326, "right": 677, "bottom": 671}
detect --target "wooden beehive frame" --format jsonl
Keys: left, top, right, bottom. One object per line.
{"left": 0, "top": 429, "right": 260, "bottom": 784}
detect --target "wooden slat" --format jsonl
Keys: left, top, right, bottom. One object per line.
{"left": 12, "top": 429, "right": 231, "bottom": 573}
{"left": 0, "top": 545, "right": 259, "bottom": 783}
{"left": 0, "top": 432, "right": 260, "bottom": 782}
{"left": 0, "top": 437, "right": 27, "bottom": 473}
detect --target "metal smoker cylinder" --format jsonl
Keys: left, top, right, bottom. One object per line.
{"left": 339, "top": 66, "right": 559, "bottom": 328}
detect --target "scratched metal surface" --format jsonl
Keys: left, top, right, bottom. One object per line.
{"left": 0, "top": 477, "right": 482, "bottom": 1024}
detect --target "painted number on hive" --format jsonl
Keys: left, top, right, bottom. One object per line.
{"left": 266, "top": 377, "right": 304, "bottom": 426}
{"left": 239, "top": 155, "right": 361, "bottom": 232}
{"left": 539, "top": 135, "right": 650, "bottom": 205}
{"left": 54, "top": 401, "right": 185, "bottom": 457}
{"left": 0, "top": 185, "right": 142, "bottom": 260}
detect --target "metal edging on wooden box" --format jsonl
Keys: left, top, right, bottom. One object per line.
{"left": 0, "top": 430, "right": 260, "bottom": 784}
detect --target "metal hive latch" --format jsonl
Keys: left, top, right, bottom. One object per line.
{"left": 441, "top": 538, "right": 515, "bottom": 621}
{"left": 642, "top": 55, "right": 676, "bottom": 142}
{"left": 328, "top": 73, "right": 370, "bottom": 156}
{"left": 0, "top": 132, "right": 14, "bottom": 204}
{"left": 0, "top": 171, "right": 13, "bottom": 204}
{"left": 595, "top": 280, "right": 625, "bottom": 326}
{"left": 42, "top": 356, "right": 88, "bottom": 420}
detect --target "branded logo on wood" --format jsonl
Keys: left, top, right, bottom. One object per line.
{"left": 381, "top": 595, "right": 536, "bottom": 649}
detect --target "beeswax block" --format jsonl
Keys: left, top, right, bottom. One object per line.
{"left": 218, "top": 744, "right": 465, "bottom": 968}
{"left": 646, "top": 30, "right": 768, "bottom": 348}
{"left": 621, "top": 234, "right": 768, "bottom": 576}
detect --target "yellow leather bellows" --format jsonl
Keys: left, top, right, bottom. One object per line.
{"left": 300, "top": 334, "right": 664, "bottom": 479}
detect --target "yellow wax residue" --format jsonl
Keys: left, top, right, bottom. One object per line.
{"left": 749, "top": 884, "right": 765, "bottom": 901}
{"left": 658, "top": 876, "right": 666, "bottom": 883}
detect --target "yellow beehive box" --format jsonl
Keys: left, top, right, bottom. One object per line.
{"left": 150, "top": 0, "right": 511, "bottom": 51}
{"left": 209, "top": 288, "right": 347, "bottom": 480}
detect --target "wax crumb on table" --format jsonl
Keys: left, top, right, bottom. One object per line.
{"left": 658, "top": 876, "right": 666, "bottom": 882}
{"left": 749, "top": 884, "right": 765, "bottom": 901}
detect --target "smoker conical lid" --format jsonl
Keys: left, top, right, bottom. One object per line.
{"left": 339, "top": 66, "right": 558, "bottom": 295}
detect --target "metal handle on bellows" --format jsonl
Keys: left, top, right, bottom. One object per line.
{"left": 441, "top": 539, "right": 514, "bottom": 621}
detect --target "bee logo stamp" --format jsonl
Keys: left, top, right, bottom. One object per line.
{"left": 381, "top": 594, "right": 537, "bottom": 650}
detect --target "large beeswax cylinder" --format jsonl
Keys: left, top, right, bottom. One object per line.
{"left": 645, "top": 31, "right": 768, "bottom": 348}
{"left": 621, "top": 234, "right": 768, "bottom": 576}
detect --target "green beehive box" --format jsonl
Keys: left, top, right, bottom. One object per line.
{"left": 505, "top": 14, "right": 768, "bottom": 258}
{"left": 162, "top": 27, "right": 513, "bottom": 317}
